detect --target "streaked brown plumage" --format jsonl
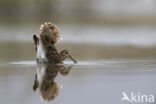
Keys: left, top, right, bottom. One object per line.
{"left": 33, "top": 22, "right": 76, "bottom": 102}
{"left": 33, "top": 22, "right": 77, "bottom": 64}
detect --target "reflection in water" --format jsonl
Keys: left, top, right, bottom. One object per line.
{"left": 33, "top": 63, "right": 72, "bottom": 102}
{"left": 1, "top": 59, "right": 156, "bottom": 104}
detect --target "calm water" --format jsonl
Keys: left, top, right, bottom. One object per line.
{"left": 0, "top": 59, "right": 156, "bottom": 104}
{"left": 0, "top": 23, "right": 156, "bottom": 104}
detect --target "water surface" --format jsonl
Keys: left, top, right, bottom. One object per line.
{"left": 0, "top": 23, "right": 156, "bottom": 104}
{"left": 0, "top": 59, "right": 156, "bottom": 104}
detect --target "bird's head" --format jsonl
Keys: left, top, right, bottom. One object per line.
{"left": 59, "top": 50, "right": 77, "bottom": 63}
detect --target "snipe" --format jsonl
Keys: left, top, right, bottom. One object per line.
{"left": 33, "top": 22, "right": 77, "bottom": 64}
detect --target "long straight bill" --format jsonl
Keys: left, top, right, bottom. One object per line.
{"left": 68, "top": 55, "right": 77, "bottom": 63}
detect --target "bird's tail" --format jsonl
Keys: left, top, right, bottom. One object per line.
{"left": 39, "top": 22, "right": 62, "bottom": 45}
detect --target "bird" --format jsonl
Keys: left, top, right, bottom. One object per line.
{"left": 32, "top": 22, "right": 76, "bottom": 102}
{"left": 33, "top": 22, "right": 77, "bottom": 64}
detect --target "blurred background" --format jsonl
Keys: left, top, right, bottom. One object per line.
{"left": 0, "top": 0, "right": 156, "bottom": 60}
{"left": 1, "top": 1, "right": 156, "bottom": 104}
